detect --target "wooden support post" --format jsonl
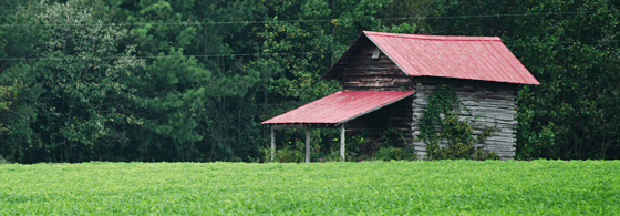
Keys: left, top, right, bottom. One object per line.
{"left": 340, "top": 124, "right": 345, "bottom": 162}
{"left": 306, "top": 127, "right": 311, "bottom": 163}
{"left": 270, "top": 127, "right": 275, "bottom": 162}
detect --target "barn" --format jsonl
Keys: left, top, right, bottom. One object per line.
{"left": 262, "top": 31, "right": 539, "bottom": 162}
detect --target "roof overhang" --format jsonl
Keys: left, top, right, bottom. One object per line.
{"left": 261, "top": 90, "right": 415, "bottom": 126}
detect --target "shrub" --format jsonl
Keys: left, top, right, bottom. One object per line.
{"left": 0, "top": 155, "right": 10, "bottom": 164}
{"left": 276, "top": 145, "right": 305, "bottom": 163}
{"left": 375, "top": 146, "right": 417, "bottom": 161}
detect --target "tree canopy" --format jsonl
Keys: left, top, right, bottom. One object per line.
{"left": 1, "top": 0, "right": 618, "bottom": 163}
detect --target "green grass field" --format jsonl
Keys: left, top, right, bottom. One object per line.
{"left": 1, "top": 160, "right": 618, "bottom": 215}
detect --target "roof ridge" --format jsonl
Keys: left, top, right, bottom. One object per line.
{"left": 363, "top": 31, "right": 502, "bottom": 42}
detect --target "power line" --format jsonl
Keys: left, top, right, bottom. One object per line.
{"left": 505, "top": 40, "right": 619, "bottom": 47}
{"left": 0, "top": 51, "right": 344, "bottom": 61}
{"left": 0, "top": 39, "right": 616, "bottom": 62}
{"left": 0, "top": 10, "right": 615, "bottom": 28}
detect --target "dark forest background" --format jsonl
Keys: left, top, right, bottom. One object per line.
{"left": 1, "top": 0, "right": 619, "bottom": 163}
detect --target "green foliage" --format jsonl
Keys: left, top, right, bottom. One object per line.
{"left": 0, "top": 0, "right": 265, "bottom": 163}
{"left": 418, "top": 84, "right": 498, "bottom": 161}
{"left": 0, "top": 0, "right": 47, "bottom": 163}
{"left": 0, "top": 155, "right": 9, "bottom": 164}
{"left": 1, "top": 161, "right": 619, "bottom": 214}
{"left": 0, "top": 83, "right": 16, "bottom": 111}
{"left": 274, "top": 144, "right": 305, "bottom": 163}
{"left": 375, "top": 146, "right": 417, "bottom": 161}
{"left": 377, "top": 22, "right": 417, "bottom": 33}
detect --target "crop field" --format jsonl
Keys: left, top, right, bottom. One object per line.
{"left": 1, "top": 161, "right": 619, "bottom": 215}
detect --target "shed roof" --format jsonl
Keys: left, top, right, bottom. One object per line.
{"left": 261, "top": 90, "right": 414, "bottom": 125}
{"left": 324, "top": 31, "right": 539, "bottom": 85}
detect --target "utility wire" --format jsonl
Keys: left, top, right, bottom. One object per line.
{"left": 0, "top": 10, "right": 616, "bottom": 28}
{"left": 0, "top": 51, "right": 343, "bottom": 61}
{"left": 0, "top": 39, "right": 617, "bottom": 61}
{"left": 505, "top": 40, "right": 619, "bottom": 47}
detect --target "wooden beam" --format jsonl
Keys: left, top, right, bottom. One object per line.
{"left": 340, "top": 124, "right": 345, "bottom": 162}
{"left": 270, "top": 127, "right": 275, "bottom": 162}
{"left": 306, "top": 128, "right": 311, "bottom": 163}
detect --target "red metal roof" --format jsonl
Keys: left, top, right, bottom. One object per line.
{"left": 261, "top": 91, "right": 414, "bottom": 124}
{"left": 363, "top": 31, "right": 540, "bottom": 84}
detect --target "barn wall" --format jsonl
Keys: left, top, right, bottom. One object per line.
{"left": 339, "top": 37, "right": 413, "bottom": 91}
{"left": 411, "top": 82, "right": 518, "bottom": 160}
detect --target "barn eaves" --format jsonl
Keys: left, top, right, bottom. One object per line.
{"left": 262, "top": 90, "right": 414, "bottom": 162}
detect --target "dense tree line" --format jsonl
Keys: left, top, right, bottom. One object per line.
{"left": 1, "top": 0, "right": 618, "bottom": 163}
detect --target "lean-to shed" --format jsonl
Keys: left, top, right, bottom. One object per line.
{"left": 262, "top": 31, "right": 539, "bottom": 162}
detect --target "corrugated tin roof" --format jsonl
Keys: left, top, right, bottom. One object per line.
{"left": 261, "top": 91, "right": 414, "bottom": 124}
{"left": 330, "top": 31, "right": 539, "bottom": 84}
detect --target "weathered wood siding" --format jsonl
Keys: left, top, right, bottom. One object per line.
{"left": 338, "top": 37, "right": 413, "bottom": 91}
{"left": 411, "top": 82, "right": 518, "bottom": 160}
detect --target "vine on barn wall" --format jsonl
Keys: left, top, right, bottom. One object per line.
{"left": 416, "top": 84, "right": 500, "bottom": 161}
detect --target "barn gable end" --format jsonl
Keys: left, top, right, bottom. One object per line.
{"left": 324, "top": 35, "right": 412, "bottom": 91}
